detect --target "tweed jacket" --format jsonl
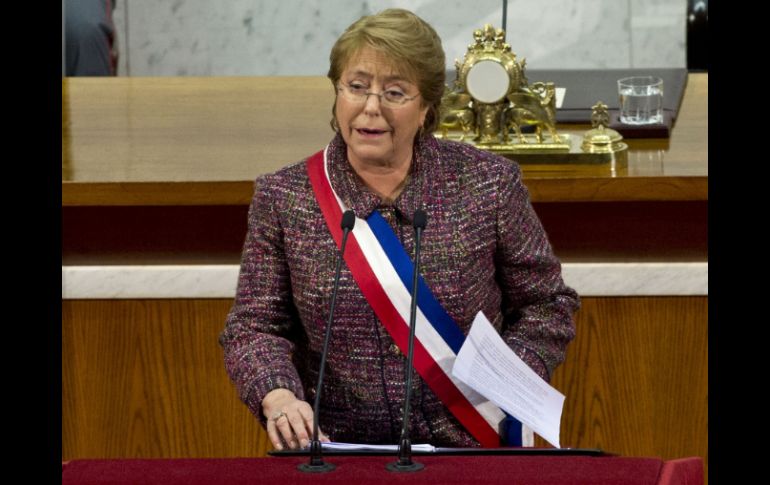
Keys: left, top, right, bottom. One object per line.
{"left": 220, "top": 133, "right": 579, "bottom": 446}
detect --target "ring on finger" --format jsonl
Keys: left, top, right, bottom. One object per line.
{"left": 271, "top": 410, "right": 288, "bottom": 422}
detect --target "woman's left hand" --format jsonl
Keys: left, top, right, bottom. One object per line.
{"left": 262, "top": 388, "right": 329, "bottom": 450}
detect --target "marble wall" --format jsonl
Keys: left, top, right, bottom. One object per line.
{"left": 109, "top": 0, "right": 686, "bottom": 76}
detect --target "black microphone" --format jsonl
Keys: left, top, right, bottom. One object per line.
{"left": 298, "top": 209, "right": 356, "bottom": 473}
{"left": 387, "top": 209, "right": 428, "bottom": 473}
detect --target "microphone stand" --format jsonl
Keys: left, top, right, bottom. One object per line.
{"left": 298, "top": 209, "right": 356, "bottom": 473}
{"left": 387, "top": 210, "right": 427, "bottom": 473}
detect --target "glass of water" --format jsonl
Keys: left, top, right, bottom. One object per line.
{"left": 617, "top": 76, "right": 664, "bottom": 125}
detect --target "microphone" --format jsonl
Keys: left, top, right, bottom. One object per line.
{"left": 387, "top": 209, "right": 428, "bottom": 473}
{"left": 298, "top": 209, "right": 356, "bottom": 473}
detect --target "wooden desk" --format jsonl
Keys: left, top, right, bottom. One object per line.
{"left": 62, "top": 75, "right": 707, "bottom": 206}
{"left": 62, "top": 74, "right": 708, "bottom": 264}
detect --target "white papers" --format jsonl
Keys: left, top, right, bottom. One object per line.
{"left": 451, "top": 312, "right": 565, "bottom": 448}
{"left": 320, "top": 442, "right": 436, "bottom": 452}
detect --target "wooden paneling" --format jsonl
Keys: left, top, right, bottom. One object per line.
{"left": 535, "top": 200, "right": 708, "bottom": 262}
{"left": 63, "top": 296, "right": 707, "bottom": 475}
{"left": 61, "top": 201, "right": 707, "bottom": 266}
{"left": 62, "top": 206, "right": 249, "bottom": 265}
{"left": 62, "top": 299, "right": 270, "bottom": 459}
{"left": 546, "top": 297, "right": 708, "bottom": 468}
{"left": 523, "top": 175, "right": 707, "bottom": 203}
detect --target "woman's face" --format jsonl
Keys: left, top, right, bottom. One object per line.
{"left": 335, "top": 46, "right": 428, "bottom": 169}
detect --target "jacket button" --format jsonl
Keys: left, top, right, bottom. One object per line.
{"left": 352, "top": 387, "right": 367, "bottom": 399}
{"left": 389, "top": 343, "right": 403, "bottom": 357}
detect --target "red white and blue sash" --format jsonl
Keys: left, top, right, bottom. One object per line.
{"left": 307, "top": 147, "right": 513, "bottom": 448}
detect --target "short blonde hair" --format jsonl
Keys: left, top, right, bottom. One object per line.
{"left": 328, "top": 9, "right": 446, "bottom": 135}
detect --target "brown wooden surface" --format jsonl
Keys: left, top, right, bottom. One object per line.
{"left": 62, "top": 74, "right": 707, "bottom": 205}
{"left": 62, "top": 297, "right": 707, "bottom": 476}
{"left": 550, "top": 297, "right": 707, "bottom": 465}
{"left": 62, "top": 299, "right": 271, "bottom": 459}
{"left": 61, "top": 200, "right": 708, "bottom": 266}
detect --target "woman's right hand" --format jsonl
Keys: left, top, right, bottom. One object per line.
{"left": 261, "top": 388, "right": 329, "bottom": 450}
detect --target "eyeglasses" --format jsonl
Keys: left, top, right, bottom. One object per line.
{"left": 337, "top": 81, "right": 420, "bottom": 109}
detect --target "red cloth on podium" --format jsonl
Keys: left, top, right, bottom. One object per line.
{"left": 657, "top": 457, "right": 704, "bottom": 485}
{"left": 61, "top": 455, "right": 703, "bottom": 485}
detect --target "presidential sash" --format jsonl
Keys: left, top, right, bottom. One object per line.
{"left": 306, "top": 147, "right": 536, "bottom": 448}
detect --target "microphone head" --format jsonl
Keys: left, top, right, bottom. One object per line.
{"left": 413, "top": 209, "right": 427, "bottom": 230}
{"left": 341, "top": 210, "right": 356, "bottom": 230}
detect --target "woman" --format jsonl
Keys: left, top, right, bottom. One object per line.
{"left": 220, "top": 8, "right": 578, "bottom": 451}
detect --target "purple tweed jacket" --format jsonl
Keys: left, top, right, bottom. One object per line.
{"left": 220, "top": 133, "right": 579, "bottom": 447}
